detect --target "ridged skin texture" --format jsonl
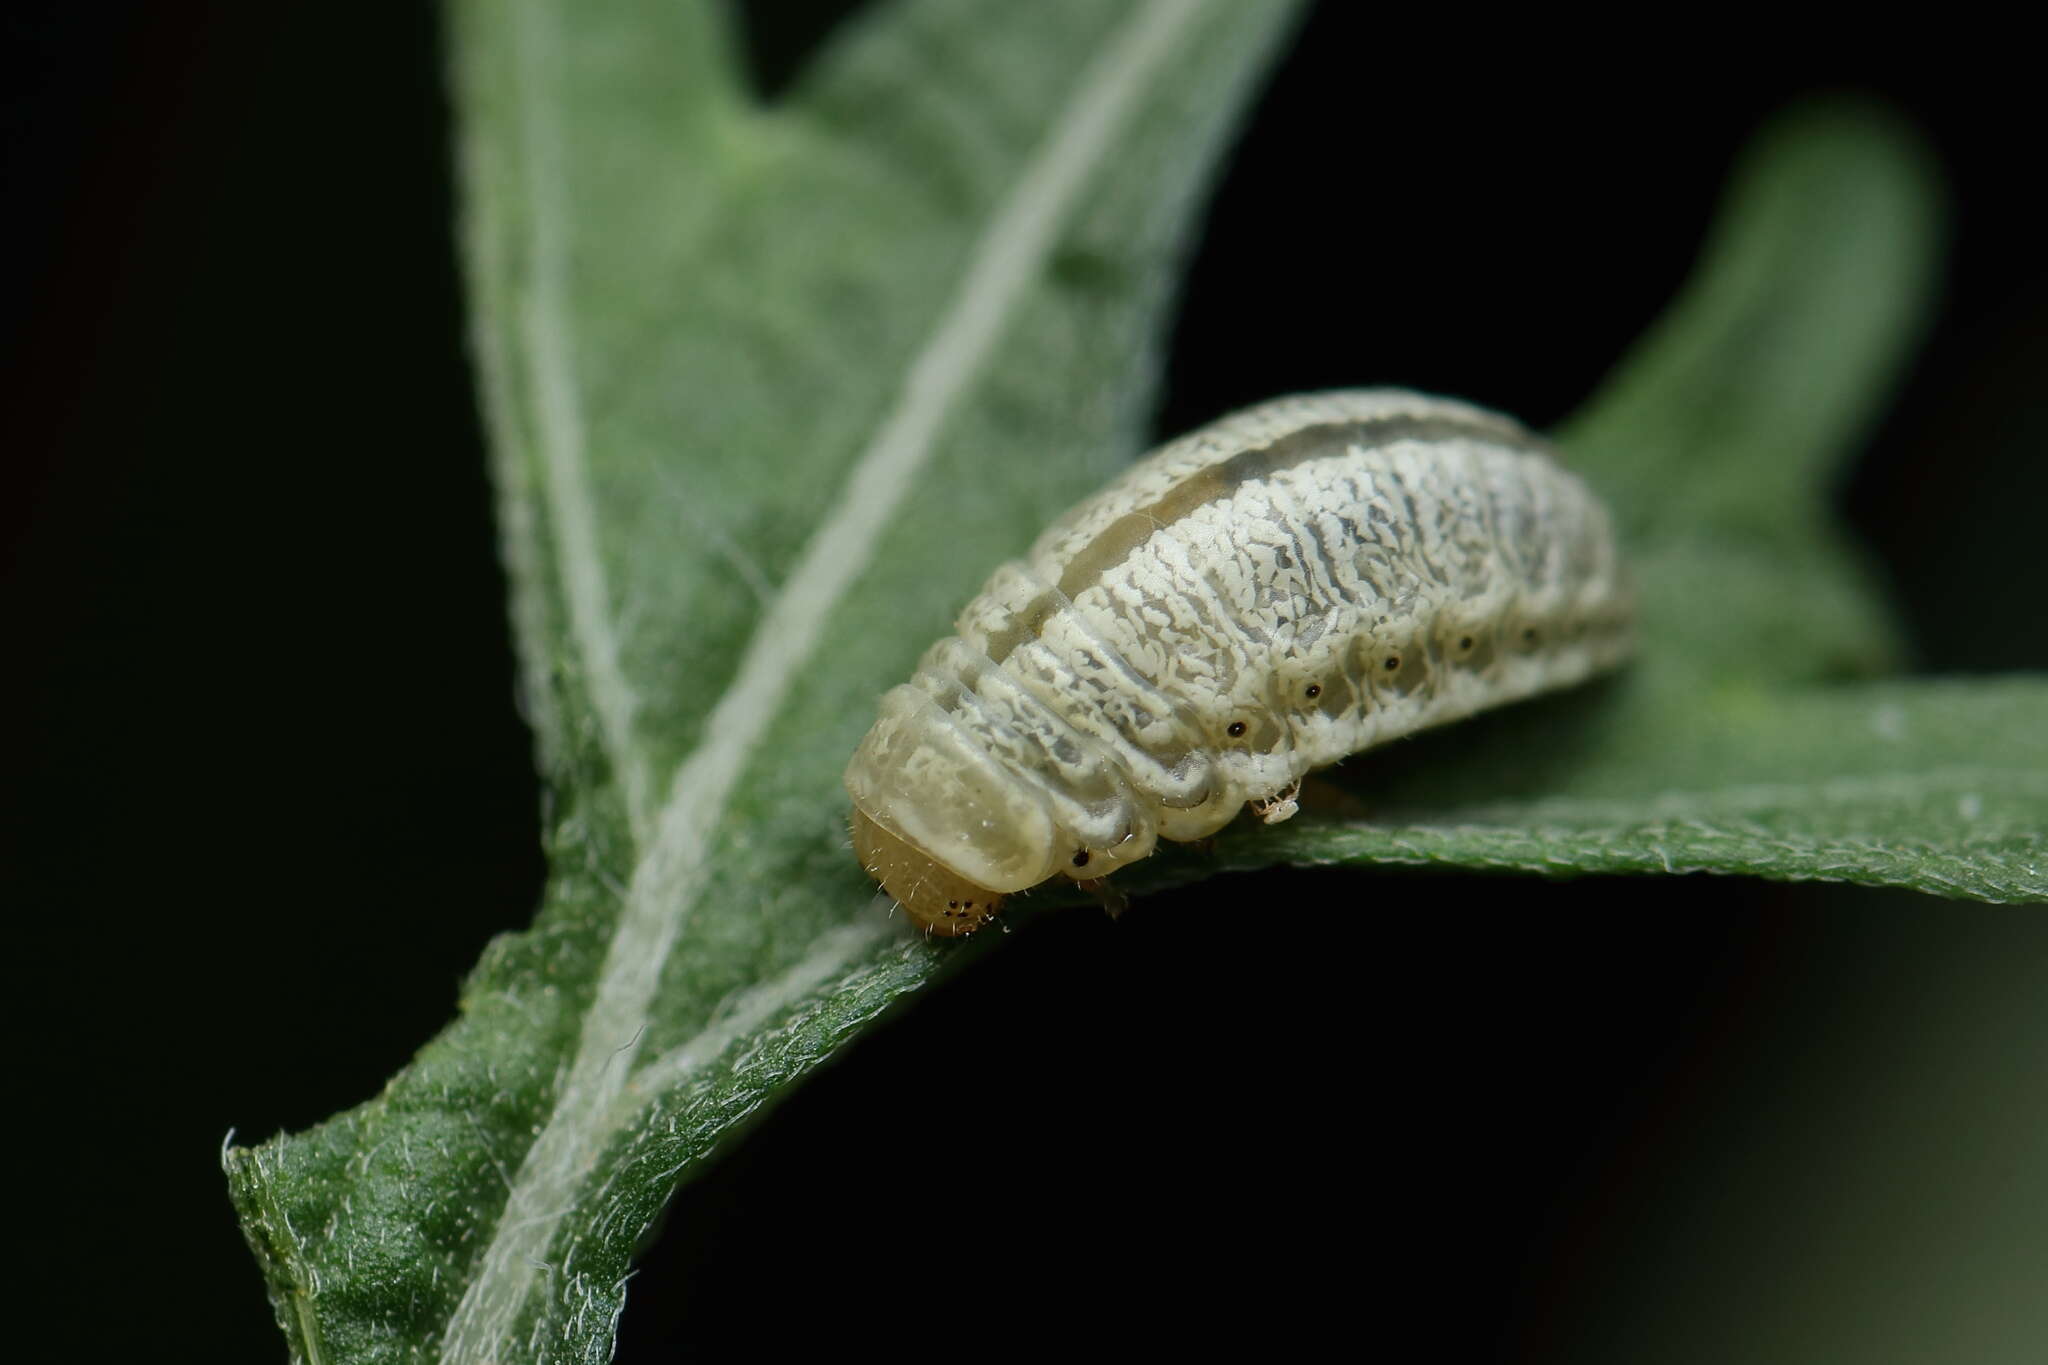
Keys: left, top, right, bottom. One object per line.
{"left": 846, "top": 390, "right": 1633, "bottom": 933}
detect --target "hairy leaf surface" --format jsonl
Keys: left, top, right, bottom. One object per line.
{"left": 225, "top": 9, "right": 2043, "bottom": 1363}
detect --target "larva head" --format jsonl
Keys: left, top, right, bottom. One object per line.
{"left": 843, "top": 684, "right": 1064, "bottom": 933}
{"left": 850, "top": 807, "right": 1005, "bottom": 936}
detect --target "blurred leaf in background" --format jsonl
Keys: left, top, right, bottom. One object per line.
{"left": 218, "top": 1, "right": 2044, "bottom": 1361}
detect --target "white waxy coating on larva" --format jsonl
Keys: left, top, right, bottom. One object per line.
{"left": 845, "top": 389, "right": 1634, "bottom": 934}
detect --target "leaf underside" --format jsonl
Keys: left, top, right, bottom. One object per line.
{"left": 225, "top": 4, "right": 2044, "bottom": 1362}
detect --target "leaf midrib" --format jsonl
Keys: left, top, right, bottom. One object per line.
{"left": 435, "top": 2, "right": 1216, "bottom": 1357}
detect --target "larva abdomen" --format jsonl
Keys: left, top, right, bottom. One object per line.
{"left": 846, "top": 390, "right": 1633, "bottom": 934}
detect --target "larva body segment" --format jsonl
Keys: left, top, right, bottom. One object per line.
{"left": 846, "top": 390, "right": 1633, "bottom": 934}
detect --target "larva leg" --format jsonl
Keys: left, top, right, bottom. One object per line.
{"left": 1074, "top": 876, "right": 1130, "bottom": 920}
{"left": 1251, "top": 779, "right": 1302, "bottom": 824}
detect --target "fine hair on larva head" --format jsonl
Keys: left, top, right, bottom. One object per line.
{"left": 849, "top": 808, "right": 1005, "bottom": 936}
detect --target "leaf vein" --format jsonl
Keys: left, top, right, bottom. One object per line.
{"left": 436, "top": 3, "right": 1211, "bottom": 1357}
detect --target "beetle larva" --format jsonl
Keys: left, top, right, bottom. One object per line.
{"left": 846, "top": 389, "right": 1632, "bottom": 934}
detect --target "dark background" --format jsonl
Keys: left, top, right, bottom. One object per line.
{"left": 6, "top": 4, "right": 2043, "bottom": 1361}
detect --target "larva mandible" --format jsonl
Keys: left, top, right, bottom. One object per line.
{"left": 845, "top": 389, "right": 1633, "bottom": 935}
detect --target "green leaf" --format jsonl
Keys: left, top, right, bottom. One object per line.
{"left": 1204, "top": 678, "right": 2048, "bottom": 905}
{"left": 223, "top": 12, "right": 2046, "bottom": 1365}
{"left": 227, "top": 1, "right": 1304, "bottom": 1360}
{"left": 1562, "top": 99, "right": 1944, "bottom": 685}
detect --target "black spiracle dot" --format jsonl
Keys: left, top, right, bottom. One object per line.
{"left": 1459, "top": 635, "right": 1474, "bottom": 651}
{"left": 1072, "top": 850, "right": 1091, "bottom": 868}
{"left": 1227, "top": 720, "right": 1247, "bottom": 738}
{"left": 1523, "top": 627, "right": 1539, "bottom": 643}
{"left": 1304, "top": 683, "right": 1321, "bottom": 699}
{"left": 1383, "top": 656, "right": 1400, "bottom": 671}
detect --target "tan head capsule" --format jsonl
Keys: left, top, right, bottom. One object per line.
{"left": 844, "top": 389, "right": 1633, "bottom": 934}
{"left": 850, "top": 808, "right": 1006, "bottom": 936}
